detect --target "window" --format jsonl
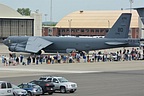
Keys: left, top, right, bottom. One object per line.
{"left": 72, "top": 29, "right": 75, "bottom": 32}
{"left": 53, "top": 78, "right": 58, "bottom": 83}
{"left": 95, "top": 29, "right": 99, "bottom": 32}
{"left": 62, "top": 29, "right": 65, "bottom": 32}
{"left": 86, "top": 29, "right": 89, "bottom": 32}
{"left": 58, "top": 29, "right": 61, "bottom": 33}
{"left": 106, "top": 29, "right": 109, "bottom": 33}
{"left": 91, "top": 29, "right": 94, "bottom": 32}
{"left": 47, "top": 78, "right": 52, "bottom": 81}
{"left": 81, "top": 29, "right": 84, "bottom": 32}
{"left": 76, "top": 29, "right": 80, "bottom": 32}
{"left": 100, "top": 29, "right": 104, "bottom": 32}
{"left": 7, "top": 83, "right": 12, "bottom": 88}
{"left": 23, "top": 84, "right": 28, "bottom": 88}
{"left": 67, "top": 29, "right": 69, "bottom": 32}
{"left": 1, "top": 83, "right": 6, "bottom": 89}
{"left": 39, "top": 78, "right": 47, "bottom": 80}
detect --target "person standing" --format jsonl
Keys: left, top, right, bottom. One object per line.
{"left": 20, "top": 54, "right": 24, "bottom": 63}
{"left": 16, "top": 57, "right": 19, "bottom": 65}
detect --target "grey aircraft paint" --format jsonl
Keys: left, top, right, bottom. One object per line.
{"left": 3, "top": 13, "right": 140, "bottom": 54}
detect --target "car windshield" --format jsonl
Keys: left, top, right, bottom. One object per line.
{"left": 58, "top": 77, "right": 68, "bottom": 83}
{"left": 39, "top": 78, "right": 46, "bottom": 80}
{"left": 33, "top": 85, "right": 40, "bottom": 88}
{"left": 12, "top": 84, "right": 20, "bottom": 89}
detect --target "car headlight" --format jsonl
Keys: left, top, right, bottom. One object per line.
{"left": 16, "top": 91, "right": 22, "bottom": 94}
{"left": 66, "top": 84, "right": 72, "bottom": 88}
{"left": 32, "top": 89, "right": 37, "bottom": 92}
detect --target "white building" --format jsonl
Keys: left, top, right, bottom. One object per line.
{"left": 0, "top": 3, "right": 42, "bottom": 39}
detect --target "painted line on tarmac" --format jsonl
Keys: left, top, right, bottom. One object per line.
{"left": 0, "top": 68, "right": 102, "bottom": 73}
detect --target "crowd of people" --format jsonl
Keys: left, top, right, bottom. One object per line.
{"left": 1, "top": 47, "right": 143, "bottom": 66}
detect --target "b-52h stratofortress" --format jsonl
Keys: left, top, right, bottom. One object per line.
{"left": 3, "top": 13, "right": 140, "bottom": 54}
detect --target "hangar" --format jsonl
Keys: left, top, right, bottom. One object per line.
{"left": 0, "top": 3, "right": 42, "bottom": 40}
{"left": 44, "top": 10, "right": 143, "bottom": 38}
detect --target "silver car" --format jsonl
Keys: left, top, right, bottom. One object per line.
{"left": 39, "top": 76, "right": 77, "bottom": 93}
{"left": 18, "top": 83, "right": 42, "bottom": 96}
{"left": 0, "top": 81, "right": 13, "bottom": 96}
{"left": 12, "top": 84, "right": 27, "bottom": 96}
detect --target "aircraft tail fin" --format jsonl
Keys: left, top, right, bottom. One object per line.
{"left": 105, "top": 13, "right": 131, "bottom": 38}
{"left": 134, "top": 7, "right": 144, "bottom": 24}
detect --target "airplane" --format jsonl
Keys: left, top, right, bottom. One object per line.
{"left": 3, "top": 13, "right": 140, "bottom": 54}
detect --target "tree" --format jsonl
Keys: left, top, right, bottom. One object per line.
{"left": 17, "top": 8, "right": 31, "bottom": 16}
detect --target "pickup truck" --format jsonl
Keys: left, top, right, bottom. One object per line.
{"left": 39, "top": 76, "right": 77, "bottom": 93}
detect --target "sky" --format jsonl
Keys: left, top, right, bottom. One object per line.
{"left": 0, "top": 0, "right": 144, "bottom": 22}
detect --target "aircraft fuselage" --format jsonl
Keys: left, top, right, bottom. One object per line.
{"left": 3, "top": 36, "right": 140, "bottom": 53}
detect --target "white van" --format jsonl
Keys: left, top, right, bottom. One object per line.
{"left": 0, "top": 81, "right": 13, "bottom": 96}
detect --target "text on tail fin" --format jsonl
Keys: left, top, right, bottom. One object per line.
{"left": 105, "top": 13, "right": 132, "bottom": 38}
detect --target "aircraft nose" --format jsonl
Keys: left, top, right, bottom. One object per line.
{"left": 3, "top": 38, "right": 8, "bottom": 46}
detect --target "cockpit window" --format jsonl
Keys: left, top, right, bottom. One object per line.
{"left": 8, "top": 39, "right": 11, "bottom": 43}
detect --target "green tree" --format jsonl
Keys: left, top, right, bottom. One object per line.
{"left": 17, "top": 8, "right": 31, "bottom": 16}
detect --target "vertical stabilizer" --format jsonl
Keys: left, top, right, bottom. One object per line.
{"left": 105, "top": 13, "right": 131, "bottom": 38}
{"left": 134, "top": 8, "right": 144, "bottom": 24}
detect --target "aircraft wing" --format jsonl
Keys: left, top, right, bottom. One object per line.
{"left": 105, "top": 42, "right": 128, "bottom": 46}
{"left": 25, "top": 37, "right": 53, "bottom": 53}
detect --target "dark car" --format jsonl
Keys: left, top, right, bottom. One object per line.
{"left": 30, "top": 80, "right": 55, "bottom": 95}
{"left": 18, "top": 83, "right": 42, "bottom": 96}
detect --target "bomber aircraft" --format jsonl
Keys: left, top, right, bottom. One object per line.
{"left": 3, "top": 13, "right": 140, "bottom": 54}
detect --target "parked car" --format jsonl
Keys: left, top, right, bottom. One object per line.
{"left": 39, "top": 76, "right": 77, "bottom": 93}
{"left": 30, "top": 80, "right": 55, "bottom": 95}
{"left": 18, "top": 83, "right": 42, "bottom": 96}
{"left": 0, "top": 81, "right": 13, "bottom": 96}
{"left": 12, "top": 84, "right": 27, "bottom": 96}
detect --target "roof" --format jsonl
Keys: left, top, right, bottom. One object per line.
{"left": 0, "top": 3, "right": 33, "bottom": 19}
{"left": 0, "top": 3, "right": 22, "bottom": 17}
{"left": 56, "top": 10, "right": 139, "bottom": 28}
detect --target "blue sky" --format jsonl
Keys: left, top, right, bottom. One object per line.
{"left": 0, "top": 0, "right": 144, "bottom": 22}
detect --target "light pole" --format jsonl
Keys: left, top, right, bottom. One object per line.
{"left": 50, "top": 0, "right": 52, "bottom": 24}
{"left": 49, "top": 0, "right": 53, "bottom": 35}
{"left": 108, "top": 20, "right": 110, "bottom": 31}
{"left": 68, "top": 19, "right": 72, "bottom": 36}
{"left": 129, "top": 0, "right": 134, "bottom": 13}
{"left": 44, "top": 14, "right": 47, "bottom": 22}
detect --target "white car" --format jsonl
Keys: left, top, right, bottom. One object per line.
{"left": 39, "top": 76, "right": 77, "bottom": 93}
{"left": 0, "top": 81, "right": 13, "bottom": 96}
{"left": 12, "top": 84, "right": 27, "bottom": 96}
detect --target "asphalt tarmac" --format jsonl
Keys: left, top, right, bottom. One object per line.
{"left": 0, "top": 43, "right": 144, "bottom": 96}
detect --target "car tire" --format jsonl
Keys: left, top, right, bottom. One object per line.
{"left": 42, "top": 89, "right": 45, "bottom": 95}
{"left": 27, "top": 92, "right": 32, "bottom": 96}
{"left": 13, "top": 93, "right": 16, "bottom": 96}
{"left": 48, "top": 92, "right": 53, "bottom": 95}
{"left": 70, "top": 90, "right": 75, "bottom": 93}
{"left": 60, "top": 86, "right": 66, "bottom": 93}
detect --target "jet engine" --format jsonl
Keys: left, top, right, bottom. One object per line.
{"left": 8, "top": 43, "right": 25, "bottom": 52}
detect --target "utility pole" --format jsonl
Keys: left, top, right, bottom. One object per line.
{"left": 49, "top": 0, "right": 53, "bottom": 36}
{"left": 68, "top": 19, "right": 72, "bottom": 36}
{"left": 129, "top": 0, "right": 134, "bottom": 13}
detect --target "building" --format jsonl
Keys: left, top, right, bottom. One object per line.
{"left": 0, "top": 3, "right": 42, "bottom": 40}
{"left": 43, "top": 10, "right": 141, "bottom": 38}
